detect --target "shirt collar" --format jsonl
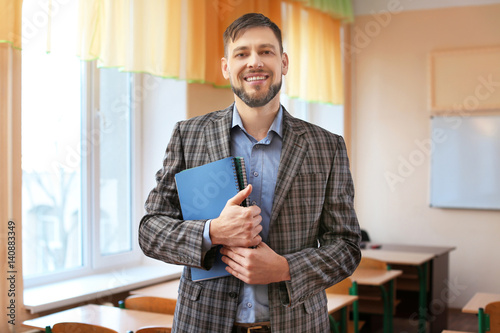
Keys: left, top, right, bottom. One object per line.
{"left": 232, "top": 104, "right": 283, "bottom": 139}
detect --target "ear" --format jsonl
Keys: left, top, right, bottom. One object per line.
{"left": 221, "top": 57, "right": 230, "bottom": 80}
{"left": 281, "top": 52, "right": 289, "bottom": 76}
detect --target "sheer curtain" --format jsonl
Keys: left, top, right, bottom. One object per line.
{"left": 1, "top": 0, "right": 23, "bottom": 330}
{"left": 77, "top": 0, "right": 281, "bottom": 87}
{"left": 283, "top": 1, "right": 344, "bottom": 104}
{"left": 76, "top": 0, "right": 351, "bottom": 104}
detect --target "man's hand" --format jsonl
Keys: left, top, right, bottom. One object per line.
{"left": 220, "top": 242, "right": 291, "bottom": 284}
{"left": 210, "top": 185, "right": 263, "bottom": 248}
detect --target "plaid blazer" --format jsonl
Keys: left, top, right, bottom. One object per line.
{"left": 139, "top": 104, "right": 361, "bottom": 333}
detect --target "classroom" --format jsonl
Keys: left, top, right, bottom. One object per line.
{"left": 1, "top": 0, "right": 500, "bottom": 332}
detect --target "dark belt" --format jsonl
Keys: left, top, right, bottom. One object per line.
{"left": 232, "top": 321, "right": 272, "bottom": 333}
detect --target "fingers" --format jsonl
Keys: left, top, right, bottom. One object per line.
{"left": 228, "top": 184, "right": 252, "bottom": 206}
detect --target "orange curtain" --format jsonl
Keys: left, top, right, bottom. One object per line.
{"left": 1, "top": 0, "right": 24, "bottom": 330}
{"left": 185, "top": 0, "right": 281, "bottom": 87}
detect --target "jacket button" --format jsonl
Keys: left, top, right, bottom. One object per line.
{"left": 229, "top": 291, "right": 238, "bottom": 299}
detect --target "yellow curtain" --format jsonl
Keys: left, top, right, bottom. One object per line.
{"left": 0, "top": 0, "right": 22, "bottom": 48}
{"left": 1, "top": 0, "right": 24, "bottom": 331}
{"left": 77, "top": 0, "right": 281, "bottom": 85}
{"left": 283, "top": 1, "right": 344, "bottom": 104}
{"left": 77, "top": 0, "right": 347, "bottom": 104}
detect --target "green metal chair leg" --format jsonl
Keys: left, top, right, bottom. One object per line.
{"left": 350, "top": 281, "right": 360, "bottom": 333}
{"left": 478, "top": 307, "right": 491, "bottom": 333}
{"left": 340, "top": 307, "right": 348, "bottom": 333}
{"left": 329, "top": 314, "right": 341, "bottom": 333}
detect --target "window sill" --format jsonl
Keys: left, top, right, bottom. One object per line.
{"left": 24, "top": 264, "right": 183, "bottom": 314}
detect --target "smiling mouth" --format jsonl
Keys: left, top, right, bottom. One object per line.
{"left": 244, "top": 74, "right": 269, "bottom": 82}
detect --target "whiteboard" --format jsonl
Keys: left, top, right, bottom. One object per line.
{"left": 430, "top": 115, "right": 500, "bottom": 210}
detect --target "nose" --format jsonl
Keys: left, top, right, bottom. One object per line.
{"left": 247, "top": 52, "right": 263, "bottom": 69}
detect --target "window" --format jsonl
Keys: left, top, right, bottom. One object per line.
{"left": 21, "top": 1, "right": 140, "bottom": 287}
{"left": 281, "top": 94, "right": 345, "bottom": 137}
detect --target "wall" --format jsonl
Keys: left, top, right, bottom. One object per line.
{"left": 350, "top": 3, "right": 500, "bottom": 308}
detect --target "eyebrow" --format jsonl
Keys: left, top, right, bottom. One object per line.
{"left": 232, "top": 43, "right": 278, "bottom": 55}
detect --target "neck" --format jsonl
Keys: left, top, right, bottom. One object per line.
{"left": 234, "top": 97, "right": 280, "bottom": 141}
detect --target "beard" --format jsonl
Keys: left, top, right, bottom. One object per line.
{"left": 230, "top": 75, "right": 282, "bottom": 108}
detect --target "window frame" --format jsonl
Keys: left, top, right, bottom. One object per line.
{"left": 23, "top": 61, "right": 143, "bottom": 288}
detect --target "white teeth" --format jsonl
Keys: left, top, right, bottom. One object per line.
{"left": 246, "top": 76, "right": 266, "bottom": 82}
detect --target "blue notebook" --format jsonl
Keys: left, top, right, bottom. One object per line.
{"left": 175, "top": 157, "right": 248, "bottom": 281}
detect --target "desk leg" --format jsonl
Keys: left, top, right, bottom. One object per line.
{"left": 340, "top": 307, "right": 348, "bottom": 333}
{"left": 417, "top": 262, "right": 429, "bottom": 333}
{"left": 351, "top": 282, "right": 360, "bottom": 333}
{"left": 379, "top": 285, "right": 391, "bottom": 333}
{"left": 388, "top": 279, "right": 395, "bottom": 333}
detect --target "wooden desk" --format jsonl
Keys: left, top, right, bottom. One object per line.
{"left": 130, "top": 279, "right": 180, "bottom": 299}
{"left": 22, "top": 304, "right": 173, "bottom": 332}
{"left": 362, "top": 243, "right": 455, "bottom": 333}
{"left": 327, "top": 294, "right": 359, "bottom": 333}
{"left": 132, "top": 279, "right": 358, "bottom": 332}
{"left": 327, "top": 294, "right": 358, "bottom": 314}
{"left": 352, "top": 268, "right": 402, "bottom": 333}
{"left": 462, "top": 292, "right": 500, "bottom": 314}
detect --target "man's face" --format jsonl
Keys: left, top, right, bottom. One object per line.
{"left": 222, "top": 27, "right": 288, "bottom": 108}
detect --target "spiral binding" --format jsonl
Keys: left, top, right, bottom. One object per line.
{"left": 234, "top": 157, "right": 250, "bottom": 207}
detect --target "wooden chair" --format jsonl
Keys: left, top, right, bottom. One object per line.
{"left": 46, "top": 322, "right": 118, "bottom": 333}
{"left": 326, "top": 277, "right": 362, "bottom": 333}
{"left": 358, "top": 257, "right": 388, "bottom": 270}
{"left": 354, "top": 257, "right": 399, "bottom": 333}
{"left": 135, "top": 326, "right": 172, "bottom": 333}
{"left": 120, "top": 295, "right": 176, "bottom": 315}
{"left": 355, "top": 257, "right": 390, "bottom": 314}
{"left": 479, "top": 301, "right": 500, "bottom": 333}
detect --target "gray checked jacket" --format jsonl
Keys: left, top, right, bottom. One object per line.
{"left": 139, "top": 104, "right": 361, "bottom": 333}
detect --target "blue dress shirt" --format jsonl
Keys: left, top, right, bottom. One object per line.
{"left": 202, "top": 105, "right": 283, "bottom": 323}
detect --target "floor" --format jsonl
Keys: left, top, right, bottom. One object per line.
{"left": 360, "top": 308, "right": 478, "bottom": 332}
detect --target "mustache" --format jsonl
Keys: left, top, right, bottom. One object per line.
{"left": 240, "top": 69, "right": 271, "bottom": 77}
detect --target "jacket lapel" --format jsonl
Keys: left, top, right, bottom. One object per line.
{"left": 270, "top": 109, "right": 308, "bottom": 224}
{"left": 204, "top": 104, "right": 234, "bottom": 162}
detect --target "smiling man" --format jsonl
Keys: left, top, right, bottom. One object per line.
{"left": 139, "top": 13, "right": 361, "bottom": 333}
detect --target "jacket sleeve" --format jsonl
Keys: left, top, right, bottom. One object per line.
{"left": 279, "top": 136, "right": 361, "bottom": 308}
{"left": 138, "top": 122, "right": 217, "bottom": 270}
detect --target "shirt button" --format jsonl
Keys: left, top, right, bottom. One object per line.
{"left": 229, "top": 291, "right": 238, "bottom": 299}
{"left": 251, "top": 201, "right": 257, "bottom": 206}
{"left": 253, "top": 171, "right": 259, "bottom": 177}
{"left": 247, "top": 302, "right": 252, "bottom": 308}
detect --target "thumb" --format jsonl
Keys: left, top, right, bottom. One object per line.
{"left": 228, "top": 184, "right": 252, "bottom": 206}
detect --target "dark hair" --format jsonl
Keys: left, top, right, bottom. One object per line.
{"left": 223, "top": 13, "right": 283, "bottom": 56}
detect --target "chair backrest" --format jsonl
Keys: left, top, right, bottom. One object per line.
{"left": 50, "top": 322, "right": 118, "bottom": 333}
{"left": 357, "top": 257, "right": 387, "bottom": 270}
{"left": 123, "top": 295, "right": 176, "bottom": 315}
{"left": 135, "top": 327, "right": 172, "bottom": 333}
{"left": 485, "top": 301, "right": 500, "bottom": 332}
{"left": 326, "top": 277, "right": 353, "bottom": 295}
{"left": 360, "top": 229, "right": 370, "bottom": 242}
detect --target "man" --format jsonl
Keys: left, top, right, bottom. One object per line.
{"left": 139, "top": 13, "right": 361, "bottom": 333}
